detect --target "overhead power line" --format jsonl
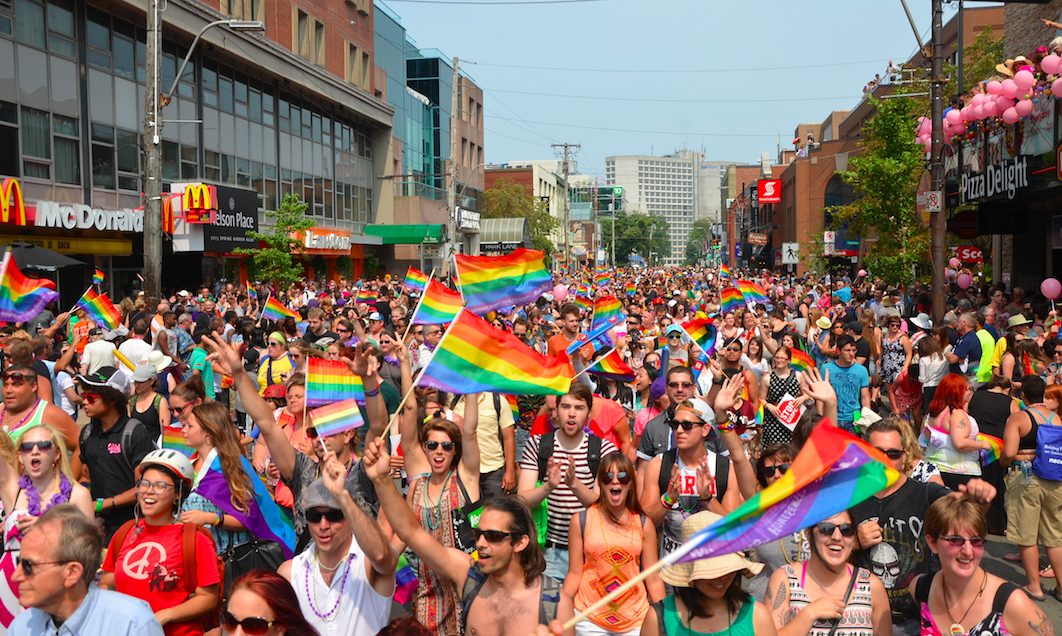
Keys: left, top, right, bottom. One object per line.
{"left": 471, "top": 58, "right": 899, "bottom": 74}
{"left": 488, "top": 88, "right": 856, "bottom": 104}
{"left": 385, "top": 0, "right": 605, "bottom": 4}
{"left": 488, "top": 115, "right": 780, "bottom": 138}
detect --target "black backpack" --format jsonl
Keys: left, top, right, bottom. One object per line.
{"left": 79, "top": 417, "right": 147, "bottom": 473}
{"left": 657, "top": 447, "right": 729, "bottom": 502}
{"left": 536, "top": 431, "right": 603, "bottom": 482}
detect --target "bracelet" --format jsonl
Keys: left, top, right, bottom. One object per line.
{"left": 364, "top": 384, "right": 381, "bottom": 398}
{"left": 716, "top": 419, "right": 737, "bottom": 434}
{"left": 660, "top": 492, "right": 678, "bottom": 509}
{"left": 95, "top": 498, "right": 103, "bottom": 513}
{"left": 211, "top": 512, "right": 222, "bottom": 527}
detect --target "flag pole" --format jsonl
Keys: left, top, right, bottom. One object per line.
{"left": 562, "top": 555, "right": 670, "bottom": 632}
{"left": 572, "top": 346, "right": 616, "bottom": 383}
{"left": 401, "top": 267, "right": 435, "bottom": 343}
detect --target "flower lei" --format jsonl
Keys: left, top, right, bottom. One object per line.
{"left": 20, "top": 472, "right": 72, "bottom": 519}
{"left": 383, "top": 355, "right": 400, "bottom": 366}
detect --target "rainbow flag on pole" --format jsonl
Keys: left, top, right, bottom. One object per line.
{"left": 662, "top": 423, "right": 898, "bottom": 566}
{"left": 162, "top": 423, "right": 195, "bottom": 458}
{"left": 680, "top": 318, "right": 717, "bottom": 355}
{"left": 720, "top": 288, "right": 745, "bottom": 315}
{"left": 455, "top": 248, "right": 552, "bottom": 316}
{"left": 417, "top": 309, "right": 571, "bottom": 396}
{"left": 411, "top": 279, "right": 463, "bottom": 325}
{"left": 586, "top": 349, "right": 636, "bottom": 383}
{"left": 591, "top": 295, "right": 622, "bottom": 333}
{"left": 92, "top": 268, "right": 105, "bottom": 286}
{"left": 719, "top": 264, "right": 731, "bottom": 279}
{"left": 572, "top": 295, "right": 591, "bottom": 313}
{"left": 309, "top": 397, "right": 365, "bottom": 437}
{"left": 262, "top": 295, "right": 298, "bottom": 322}
{"left": 403, "top": 267, "right": 430, "bottom": 295}
{"left": 0, "top": 252, "right": 58, "bottom": 323}
{"left": 595, "top": 269, "right": 611, "bottom": 288}
{"left": 737, "top": 280, "right": 769, "bottom": 306}
{"left": 356, "top": 287, "right": 377, "bottom": 304}
{"left": 74, "top": 289, "right": 121, "bottom": 331}
{"left": 626, "top": 281, "right": 636, "bottom": 296}
{"left": 306, "top": 357, "right": 365, "bottom": 408}
{"left": 790, "top": 348, "right": 816, "bottom": 373}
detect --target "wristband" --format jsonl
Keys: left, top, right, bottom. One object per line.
{"left": 364, "top": 384, "right": 381, "bottom": 398}
{"left": 716, "top": 418, "right": 737, "bottom": 434}
{"left": 95, "top": 498, "right": 103, "bottom": 513}
{"left": 661, "top": 491, "right": 678, "bottom": 509}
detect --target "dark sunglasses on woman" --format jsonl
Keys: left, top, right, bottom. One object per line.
{"left": 760, "top": 463, "right": 790, "bottom": 479}
{"left": 816, "top": 522, "right": 855, "bottom": 538}
{"left": 424, "top": 441, "right": 454, "bottom": 451}
{"left": 219, "top": 610, "right": 276, "bottom": 636}
{"left": 603, "top": 471, "right": 631, "bottom": 484}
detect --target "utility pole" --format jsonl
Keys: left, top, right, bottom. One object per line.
{"left": 447, "top": 57, "right": 461, "bottom": 278}
{"left": 552, "top": 143, "right": 579, "bottom": 268}
{"left": 143, "top": 0, "right": 162, "bottom": 303}
{"left": 929, "top": 0, "right": 946, "bottom": 325}
{"left": 610, "top": 188, "right": 616, "bottom": 268}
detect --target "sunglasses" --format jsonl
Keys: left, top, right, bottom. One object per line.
{"left": 0, "top": 372, "right": 30, "bottom": 384}
{"left": 668, "top": 420, "right": 702, "bottom": 432}
{"left": 15, "top": 556, "right": 70, "bottom": 576}
{"left": 220, "top": 610, "right": 276, "bottom": 636}
{"left": 875, "top": 447, "right": 905, "bottom": 460}
{"left": 668, "top": 334, "right": 682, "bottom": 340}
{"left": 816, "top": 522, "right": 856, "bottom": 538}
{"left": 337, "top": 328, "right": 350, "bottom": 334}
{"left": 761, "top": 463, "right": 790, "bottom": 478}
{"left": 425, "top": 441, "right": 454, "bottom": 451}
{"left": 667, "top": 382, "right": 694, "bottom": 389}
{"left": 726, "top": 346, "right": 742, "bottom": 352}
{"left": 473, "top": 528, "right": 516, "bottom": 543}
{"left": 171, "top": 402, "right": 192, "bottom": 416}
{"left": 82, "top": 393, "right": 101, "bottom": 405}
{"left": 938, "top": 535, "right": 986, "bottom": 548}
{"left": 18, "top": 440, "right": 53, "bottom": 453}
{"left": 305, "top": 508, "right": 345, "bottom": 524}
{"left": 603, "top": 471, "right": 631, "bottom": 484}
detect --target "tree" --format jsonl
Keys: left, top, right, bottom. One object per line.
{"left": 233, "top": 193, "right": 316, "bottom": 287}
{"left": 479, "top": 177, "right": 561, "bottom": 254}
{"left": 684, "top": 218, "right": 714, "bottom": 266}
{"left": 613, "top": 210, "right": 671, "bottom": 266}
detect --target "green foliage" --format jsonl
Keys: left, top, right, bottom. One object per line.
{"left": 612, "top": 210, "right": 671, "bottom": 266}
{"left": 233, "top": 193, "right": 316, "bottom": 287}
{"left": 830, "top": 95, "right": 928, "bottom": 286}
{"left": 947, "top": 26, "right": 1004, "bottom": 96}
{"left": 800, "top": 222, "right": 831, "bottom": 278}
{"left": 335, "top": 255, "right": 353, "bottom": 279}
{"left": 684, "top": 218, "right": 715, "bottom": 266}
{"left": 480, "top": 177, "right": 561, "bottom": 254}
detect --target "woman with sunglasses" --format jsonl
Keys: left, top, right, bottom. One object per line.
{"left": 880, "top": 315, "right": 912, "bottom": 400}
{"left": 396, "top": 390, "right": 481, "bottom": 636}
{"left": 222, "top": 570, "right": 320, "bottom": 636}
{"left": 376, "top": 330, "right": 405, "bottom": 392}
{"left": 257, "top": 332, "right": 295, "bottom": 394}
{"left": 760, "top": 346, "right": 805, "bottom": 448}
{"left": 169, "top": 376, "right": 206, "bottom": 428}
{"left": 909, "top": 495, "right": 1048, "bottom": 636}
{"left": 564, "top": 453, "right": 664, "bottom": 635}
{"left": 766, "top": 510, "right": 891, "bottom": 636}
{"left": 718, "top": 338, "right": 759, "bottom": 437}
{"left": 101, "top": 449, "right": 221, "bottom": 636}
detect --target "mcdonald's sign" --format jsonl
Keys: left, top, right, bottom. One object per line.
{"left": 183, "top": 184, "right": 217, "bottom": 224}
{"left": 162, "top": 195, "right": 175, "bottom": 234}
{"left": 0, "top": 178, "right": 28, "bottom": 226}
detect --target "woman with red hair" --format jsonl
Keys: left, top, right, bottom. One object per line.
{"left": 223, "top": 570, "right": 320, "bottom": 636}
{"left": 923, "top": 374, "right": 992, "bottom": 490}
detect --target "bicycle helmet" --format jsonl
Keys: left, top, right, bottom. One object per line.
{"left": 263, "top": 384, "right": 287, "bottom": 399}
{"left": 136, "top": 449, "right": 195, "bottom": 487}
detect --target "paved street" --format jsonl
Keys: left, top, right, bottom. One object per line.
{"left": 985, "top": 536, "right": 1062, "bottom": 625}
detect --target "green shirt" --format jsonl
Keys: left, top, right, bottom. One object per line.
{"left": 975, "top": 328, "right": 997, "bottom": 383}
{"left": 190, "top": 347, "right": 215, "bottom": 399}
{"left": 661, "top": 595, "right": 754, "bottom": 636}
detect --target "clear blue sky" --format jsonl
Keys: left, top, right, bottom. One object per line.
{"left": 385, "top": 0, "right": 975, "bottom": 177}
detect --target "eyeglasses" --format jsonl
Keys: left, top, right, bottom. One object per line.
{"left": 171, "top": 402, "right": 192, "bottom": 416}
{"left": 816, "top": 522, "right": 856, "bottom": 538}
{"left": 473, "top": 528, "right": 516, "bottom": 543}
{"left": 268, "top": 341, "right": 284, "bottom": 348}
{"left": 0, "top": 372, "right": 30, "bottom": 385}
{"left": 668, "top": 334, "right": 682, "bottom": 340}
{"left": 82, "top": 393, "right": 101, "bottom": 405}
{"left": 667, "top": 382, "right": 694, "bottom": 389}
{"left": 413, "top": 330, "right": 423, "bottom": 336}
{"left": 305, "top": 508, "right": 345, "bottom": 524}
{"left": 875, "top": 447, "right": 905, "bottom": 460}
{"left": 136, "top": 479, "right": 175, "bottom": 493}
{"left": 668, "top": 420, "right": 702, "bottom": 432}
{"left": 18, "top": 440, "right": 53, "bottom": 453}
{"left": 938, "top": 535, "right": 986, "bottom": 548}
{"left": 604, "top": 471, "right": 631, "bottom": 484}
{"left": 761, "top": 463, "right": 790, "bottom": 478}
{"left": 220, "top": 610, "right": 277, "bottom": 636}
{"left": 424, "top": 441, "right": 454, "bottom": 451}
{"left": 15, "top": 556, "right": 70, "bottom": 577}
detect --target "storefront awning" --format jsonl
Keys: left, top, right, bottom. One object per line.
{"left": 480, "top": 217, "right": 530, "bottom": 252}
{"left": 363, "top": 224, "right": 445, "bottom": 245}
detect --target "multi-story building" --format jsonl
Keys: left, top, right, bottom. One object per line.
{"left": 0, "top": 0, "right": 395, "bottom": 300}
{"left": 484, "top": 160, "right": 567, "bottom": 256}
{"left": 604, "top": 154, "right": 694, "bottom": 266}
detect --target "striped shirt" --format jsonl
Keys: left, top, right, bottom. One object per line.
{"left": 519, "top": 432, "right": 617, "bottom": 545}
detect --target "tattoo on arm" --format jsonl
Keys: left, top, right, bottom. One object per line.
{"left": 777, "top": 609, "right": 791, "bottom": 626}
{"left": 958, "top": 418, "right": 968, "bottom": 430}
{"left": 773, "top": 580, "right": 786, "bottom": 611}
{"left": 1030, "top": 609, "right": 1055, "bottom": 636}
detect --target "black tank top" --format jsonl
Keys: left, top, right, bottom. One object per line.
{"left": 1020, "top": 408, "right": 1051, "bottom": 451}
{"left": 967, "top": 390, "right": 1012, "bottom": 439}
{"left": 132, "top": 393, "right": 162, "bottom": 442}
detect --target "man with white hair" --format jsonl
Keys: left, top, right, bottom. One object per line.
{"left": 946, "top": 313, "right": 982, "bottom": 382}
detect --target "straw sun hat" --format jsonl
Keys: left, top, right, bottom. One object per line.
{"left": 659, "top": 512, "right": 764, "bottom": 587}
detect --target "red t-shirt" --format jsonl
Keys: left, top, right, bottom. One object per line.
{"left": 104, "top": 523, "right": 221, "bottom": 636}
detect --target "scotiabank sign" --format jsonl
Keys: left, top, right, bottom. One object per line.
{"left": 1, "top": 176, "right": 143, "bottom": 232}
{"left": 758, "top": 179, "right": 782, "bottom": 204}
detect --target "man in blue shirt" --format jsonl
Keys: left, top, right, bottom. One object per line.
{"left": 947, "top": 313, "right": 982, "bottom": 379}
{"left": 824, "top": 335, "right": 870, "bottom": 432}
{"left": 9, "top": 504, "right": 162, "bottom": 636}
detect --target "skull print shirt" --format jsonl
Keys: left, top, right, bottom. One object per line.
{"left": 849, "top": 478, "right": 950, "bottom": 625}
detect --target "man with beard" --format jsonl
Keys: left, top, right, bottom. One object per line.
{"left": 0, "top": 364, "right": 80, "bottom": 457}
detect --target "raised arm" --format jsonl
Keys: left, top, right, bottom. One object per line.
{"left": 714, "top": 374, "right": 758, "bottom": 500}
{"left": 341, "top": 344, "right": 386, "bottom": 442}
{"left": 457, "top": 394, "right": 481, "bottom": 498}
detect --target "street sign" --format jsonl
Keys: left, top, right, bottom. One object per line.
{"left": 926, "top": 191, "right": 942, "bottom": 212}
{"left": 747, "top": 232, "right": 768, "bottom": 246}
{"left": 915, "top": 170, "right": 932, "bottom": 228}
{"left": 823, "top": 231, "right": 835, "bottom": 256}
{"left": 782, "top": 242, "right": 799, "bottom": 264}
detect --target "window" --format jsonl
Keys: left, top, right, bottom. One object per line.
{"left": 91, "top": 124, "right": 114, "bottom": 189}
{"left": 224, "top": 0, "right": 261, "bottom": 21}
{"left": 116, "top": 129, "right": 138, "bottom": 190}
{"left": 14, "top": 0, "right": 44, "bottom": 48}
{"left": 346, "top": 42, "right": 370, "bottom": 91}
{"left": 86, "top": 6, "right": 110, "bottom": 69}
{"left": 0, "top": 102, "right": 18, "bottom": 177}
{"left": 293, "top": 8, "right": 324, "bottom": 66}
{"left": 47, "top": 0, "right": 74, "bottom": 57}
{"left": 314, "top": 22, "right": 324, "bottom": 67}
{"left": 205, "top": 150, "right": 220, "bottom": 182}
{"left": 52, "top": 115, "right": 78, "bottom": 184}
{"left": 21, "top": 107, "right": 50, "bottom": 179}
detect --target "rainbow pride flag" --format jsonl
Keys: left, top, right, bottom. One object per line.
{"left": 586, "top": 349, "right": 636, "bottom": 383}
{"left": 92, "top": 268, "right": 105, "bottom": 286}
{"left": 0, "top": 252, "right": 58, "bottom": 323}
{"left": 393, "top": 553, "right": 419, "bottom": 604}
{"left": 738, "top": 280, "right": 769, "bottom": 306}
{"left": 411, "top": 279, "right": 463, "bottom": 325}
{"left": 626, "top": 281, "right": 636, "bottom": 296}
{"left": 719, "top": 264, "right": 731, "bottom": 279}
{"left": 790, "top": 348, "right": 816, "bottom": 373}
{"left": 161, "top": 424, "right": 194, "bottom": 458}
{"left": 306, "top": 358, "right": 365, "bottom": 408}
{"left": 455, "top": 248, "right": 552, "bottom": 316}
{"left": 720, "top": 287, "right": 745, "bottom": 315}
{"left": 309, "top": 397, "right": 364, "bottom": 437}
{"left": 977, "top": 433, "right": 1004, "bottom": 465}
{"left": 572, "top": 295, "right": 591, "bottom": 313}
{"left": 356, "top": 287, "right": 377, "bottom": 303}
{"left": 403, "top": 267, "right": 430, "bottom": 295}
{"left": 504, "top": 394, "right": 520, "bottom": 422}
{"left": 567, "top": 312, "right": 626, "bottom": 356}
{"left": 595, "top": 270, "right": 611, "bottom": 288}
{"left": 680, "top": 318, "right": 717, "bottom": 355}
{"left": 665, "top": 422, "right": 898, "bottom": 565}
{"left": 418, "top": 310, "right": 571, "bottom": 396}
{"left": 74, "top": 289, "right": 121, "bottom": 331}
{"left": 247, "top": 287, "right": 257, "bottom": 301}
{"left": 755, "top": 400, "right": 764, "bottom": 428}
{"left": 194, "top": 453, "right": 296, "bottom": 558}
{"left": 591, "top": 295, "right": 622, "bottom": 333}
{"left": 262, "top": 295, "right": 298, "bottom": 321}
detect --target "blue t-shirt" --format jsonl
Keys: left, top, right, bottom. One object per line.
{"left": 824, "top": 360, "right": 870, "bottom": 422}
{"left": 951, "top": 331, "right": 982, "bottom": 375}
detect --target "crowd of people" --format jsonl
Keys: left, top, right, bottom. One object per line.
{"left": 0, "top": 267, "right": 1058, "bottom": 636}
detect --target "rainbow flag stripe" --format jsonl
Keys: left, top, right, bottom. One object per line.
{"left": 412, "top": 279, "right": 463, "bottom": 325}
{"left": 262, "top": 296, "right": 298, "bottom": 322}
{"left": 666, "top": 422, "right": 898, "bottom": 566}
{"left": 0, "top": 253, "right": 58, "bottom": 323}
{"left": 504, "top": 394, "right": 520, "bottom": 422}
{"left": 738, "top": 280, "right": 769, "bottom": 306}
{"left": 591, "top": 295, "right": 622, "bottom": 333}
{"left": 587, "top": 349, "right": 636, "bottom": 382}
{"left": 418, "top": 309, "right": 571, "bottom": 396}
{"left": 306, "top": 357, "right": 366, "bottom": 408}
{"left": 92, "top": 268, "right": 105, "bottom": 286}
{"left": 720, "top": 264, "right": 731, "bottom": 279}
{"left": 455, "top": 248, "right": 552, "bottom": 316}
{"left": 595, "top": 271, "right": 611, "bottom": 288}
{"left": 978, "top": 432, "right": 1004, "bottom": 465}
{"left": 162, "top": 424, "right": 195, "bottom": 458}
{"left": 755, "top": 400, "right": 764, "bottom": 428}
{"left": 720, "top": 287, "right": 745, "bottom": 315}
{"left": 356, "top": 287, "right": 377, "bottom": 303}
{"left": 626, "top": 281, "right": 636, "bottom": 297}
{"left": 309, "top": 397, "right": 365, "bottom": 437}
{"left": 74, "top": 289, "right": 121, "bottom": 331}
{"left": 572, "top": 295, "right": 591, "bottom": 312}
{"left": 790, "top": 348, "right": 816, "bottom": 373}
{"left": 680, "top": 318, "right": 717, "bottom": 355}
{"left": 247, "top": 287, "right": 257, "bottom": 301}
{"left": 403, "top": 267, "right": 430, "bottom": 295}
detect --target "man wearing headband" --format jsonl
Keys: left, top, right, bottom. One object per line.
{"left": 257, "top": 332, "right": 294, "bottom": 395}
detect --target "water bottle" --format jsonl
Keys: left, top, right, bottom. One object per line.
{"left": 1020, "top": 460, "right": 1033, "bottom": 487}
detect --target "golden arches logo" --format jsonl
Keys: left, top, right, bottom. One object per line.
{"left": 184, "top": 184, "right": 215, "bottom": 211}
{"left": 0, "top": 178, "right": 27, "bottom": 226}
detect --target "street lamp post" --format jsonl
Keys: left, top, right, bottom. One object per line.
{"left": 142, "top": 15, "right": 264, "bottom": 303}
